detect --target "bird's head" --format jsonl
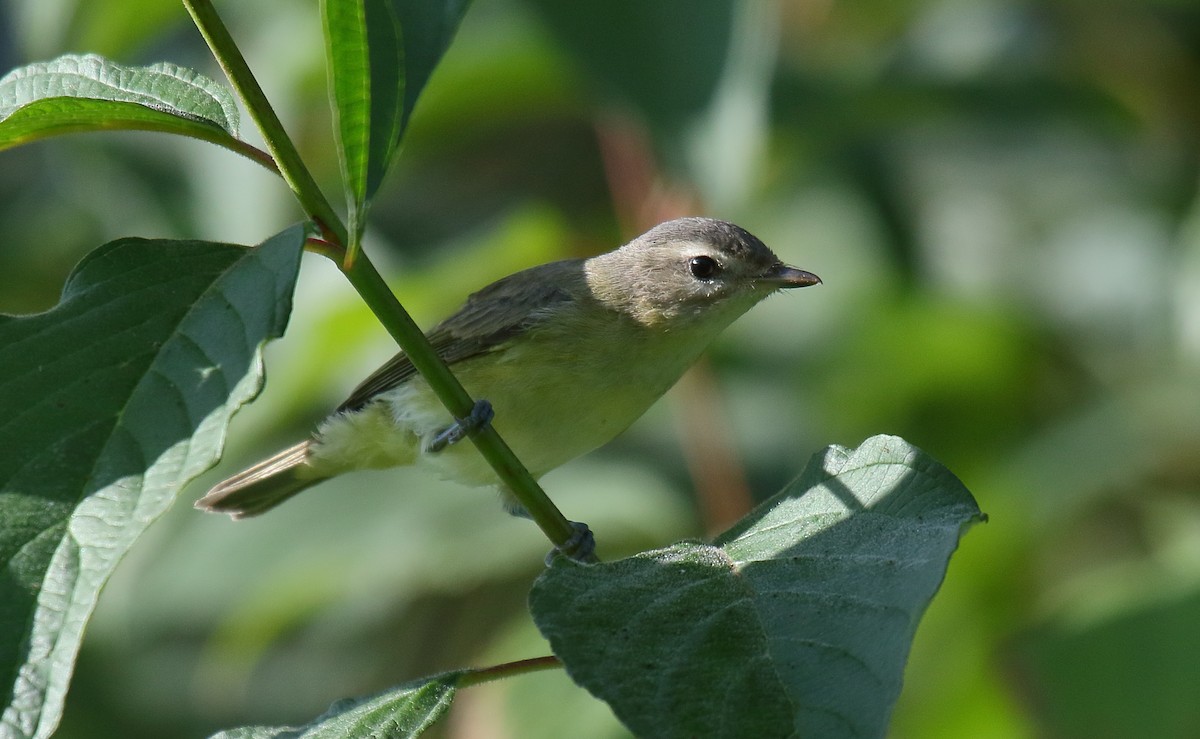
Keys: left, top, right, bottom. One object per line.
{"left": 586, "top": 217, "right": 820, "bottom": 330}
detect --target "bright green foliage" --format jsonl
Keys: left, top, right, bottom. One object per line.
{"left": 324, "top": 0, "right": 404, "bottom": 216}
{"left": 0, "top": 54, "right": 247, "bottom": 155}
{"left": 323, "top": 0, "right": 471, "bottom": 249}
{"left": 211, "top": 672, "right": 462, "bottom": 739}
{"left": 0, "top": 3, "right": 986, "bottom": 738}
{"left": 531, "top": 436, "right": 983, "bottom": 738}
{"left": 0, "top": 227, "right": 305, "bottom": 738}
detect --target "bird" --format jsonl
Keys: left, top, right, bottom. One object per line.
{"left": 196, "top": 217, "right": 820, "bottom": 520}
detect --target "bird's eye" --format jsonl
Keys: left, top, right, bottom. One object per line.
{"left": 688, "top": 255, "right": 720, "bottom": 280}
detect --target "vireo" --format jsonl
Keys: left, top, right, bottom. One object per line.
{"left": 198, "top": 217, "right": 820, "bottom": 519}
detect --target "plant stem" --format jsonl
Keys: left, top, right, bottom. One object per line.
{"left": 225, "top": 138, "right": 282, "bottom": 175}
{"left": 457, "top": 656, "right": 562, "bottom": 688}
{"left": 183, "top": 0, "right": 346, "bottom": 245}
{"left": 340, "top": 256, "right": 583, "bottom": 551}
{"left": 184, "top": 0, "right": 586, "bottom": 559}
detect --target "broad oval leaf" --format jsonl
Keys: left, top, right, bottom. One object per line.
{"left": 322, "top": 0, "right": 471, "bottom": 243}
{"left": 0, "top": 54, "right": 264, "bottom": 165}
{"left": 0, "top": 226, "right": 306, "bottom": 739}
{"left": 210, "top": 671, "right": 462, "bottom": 739}
{"left": 530, "top": 435, "right": 984, "bottom": 739}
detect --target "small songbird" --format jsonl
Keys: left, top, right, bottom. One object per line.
{"left": 197, "top": 217, "right": 820, "bottom": 519}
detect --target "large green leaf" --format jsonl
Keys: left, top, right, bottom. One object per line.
{"left": 321, "top": 0, "right": 470, "bottom": 247}
{"left": 530, "top": 435, "right": 983, "bottom": 739}
{"left": 0, "top": 54, "right": 265, "bottom": 166}
{"left": 0, "top": 226, "right": 306, "bottom": 738}
{"left": 211, "top": 671, "right": 463, "bottom": 739}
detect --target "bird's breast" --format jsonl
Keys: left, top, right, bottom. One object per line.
{"left": 399, "top": 320, "right": 712, "bottom": 488}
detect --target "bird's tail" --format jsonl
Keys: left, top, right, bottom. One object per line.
{"left": 196, "top": 441, "right": 325, "bottom": 519}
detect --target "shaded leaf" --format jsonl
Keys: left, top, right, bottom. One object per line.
{"left": 530, "top": 435, "right": 983, "bottom": 739}
{"left": 211, "top": 671, "right": 462, "bottom": 739}
{"left": 0, "top": 226, "right": 306, "bottom": 738}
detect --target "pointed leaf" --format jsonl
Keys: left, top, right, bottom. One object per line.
{"left": 0, "top": 54, "right": 262, "bottom": 164}
{"left": 530, "top": 435, "right": 984, "bottom": 739}
{"left": 323, "top": 0, "right": 402, "bottom": 210}
{"left": 0, "top": 226, "right": 306, "bottom": 739}
{"left": 211, "top": 671, "right": 462, "bottom": 739}
{"left": 322, "top": 0, "right": 470, "bottom": 240}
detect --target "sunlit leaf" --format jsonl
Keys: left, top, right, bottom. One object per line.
{"left": 531, "top": 435, "right": 984, "bottom": 739}
{"left": 211, "top": 671, "right": 462, "bottom": 739}
{"left": 0, "top": 53, "right": 236, "bottom": 130}
{"left": 0, "top": 54, "right": 265, "bottom": 166}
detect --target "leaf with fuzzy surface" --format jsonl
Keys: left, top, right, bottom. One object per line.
{"left": 531, "top": 435, "right": 984, "bottom": 739}
{"left": 210, "top": 671, "right": 462, "bottom": 739}
{"left": 0, "top": 54, "right": 257, "bottom": 159}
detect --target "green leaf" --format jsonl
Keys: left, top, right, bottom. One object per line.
{"left": 0, "top": 53, "right": 237, "bottom": 130}
{"left": 0, "top": 226, "right": 306, "bottom": 738}
{"left": 321, "top": 0, "right": 470, "bottom": 245}
{"left": 530, "top": 435, "right": 984, "bottom": 739}
{"left": 323, "top": 0, "right": 403, "bottom": 212}
{"left": 0, "top": 54, "right": 262, "bottom": 165}
{"left": 210, "top": 671, "right": 463, "bottom": 738}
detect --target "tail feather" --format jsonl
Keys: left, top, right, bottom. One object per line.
{"left": 197, "top": 441, "right": 325, "bottom": 519}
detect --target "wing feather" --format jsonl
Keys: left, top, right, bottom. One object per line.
{"left": 337, "top": 259, "right": 583, "bottom": 413}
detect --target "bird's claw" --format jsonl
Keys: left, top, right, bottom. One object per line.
{"left": 546, "top": 520, "right": 597, "bottom": 565}
{"left": 428, "top": 399, "right": 494, "bottom": 452}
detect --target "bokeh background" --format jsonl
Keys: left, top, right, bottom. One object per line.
{"left": 4, "top": 0, "right": 1200, "bottom": 736}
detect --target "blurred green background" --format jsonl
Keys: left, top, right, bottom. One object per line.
{"left": 4, "top": 0, "right": 1200, "bottom": 736}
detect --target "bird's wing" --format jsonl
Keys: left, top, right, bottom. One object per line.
{"left": 335, "top": 260, "right": 583, "bottom": 413}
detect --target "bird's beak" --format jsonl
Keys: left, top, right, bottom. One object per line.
{"left": 758, "top": 263, "right": 821, "bottom": 289}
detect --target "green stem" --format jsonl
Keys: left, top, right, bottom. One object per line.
{"left": 185, "top": 0, "right": 586, "bottom": 559}
{"left": 225, "top": 138, "right": 283, "bottom": 175}
{"left": 183, "top": 0, "right": 346, "bottom": 245}
{"left": 457, "top": 656, "right": 562, "bottom": 688}
{"left": 341, "top": 257, "right": 582, "bottom": 551}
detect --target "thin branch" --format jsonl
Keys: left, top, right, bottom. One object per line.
{"left": 183, "top": 0, "right": 346, "bottom": 246}
{"left": 184, "top": 0, "right": 586, "bottom": 558}
{"left": 457, "top": 656, "right": 562, "bottom": 688}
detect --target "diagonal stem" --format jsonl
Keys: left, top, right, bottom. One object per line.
{"left": 338, "top": 254, "right": 584, "bottom": 554}
{"left": 183, "top": 0, "right": 586, "bottom": 559}
{"left": 457, "top": 656, "right": 562, "bottom": 688}
{"left": 184, "top": 0, "right": 345, "bottom": 244}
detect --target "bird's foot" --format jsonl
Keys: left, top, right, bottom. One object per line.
{"left": 546, "top": 520, "right": 597, "bottom": 565}
{"left": 505, "top": 502, "right": 596, "bottom": 564}
{"left": 428, "top": 399, "right": 494, "bottom": 452}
